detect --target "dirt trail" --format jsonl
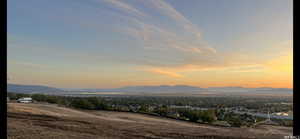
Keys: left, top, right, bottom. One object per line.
{"left": 8, "top": 103, "right": 292, "bottom": 139}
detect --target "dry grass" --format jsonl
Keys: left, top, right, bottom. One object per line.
{"left": 8, "top": 103, "right": 292, "bottom": 139}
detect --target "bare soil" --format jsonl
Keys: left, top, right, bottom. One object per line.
{"left": 7, "top": 103, "right": 292, "bottom": 139}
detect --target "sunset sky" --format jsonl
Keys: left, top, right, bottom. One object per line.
{"left": 8, "top": 0, "right": 293, "bottom": 89}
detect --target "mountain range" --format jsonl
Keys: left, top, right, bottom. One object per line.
{"left": 7, "top": 83, "right": 293, "bottom": 94}
{"left": 7, "top": 84, "right": 64, "bottom": 94}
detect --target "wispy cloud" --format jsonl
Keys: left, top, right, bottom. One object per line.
{"left": 87, "top": 0, "right": 283, "bottom": 78}
{"left": 140, "top": 64, "right": 266, "bottom": 78}
{"left": 223, "top": 65, "right": 266, "bottom": 73}
{"left": 100, "top": 0, "right": 147, "bottom": 17}
{"left": 10, "top": 0, "right": 291, "bottom": 79}
{"left": 145, "top": 68, "right": 184, "bottom": 78}
{"left": 145, "top": 0, "right": 202, "bottom": 38}
{"left": 101, "top": 0, "right": 216, "bottom": 57}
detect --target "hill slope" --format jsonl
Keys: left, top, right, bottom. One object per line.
{"left": 8, "top": 103, "right": 292, "bottom": 139}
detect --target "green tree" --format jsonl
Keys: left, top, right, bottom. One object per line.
{"left": 70, "top": 98, "right": 95, "bottom": 110}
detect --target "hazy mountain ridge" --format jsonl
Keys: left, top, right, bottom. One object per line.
{"left": 206, "top": 87, "right": 293, "bottom": 92}
{"left": 7, "top": 83, "right": 293, "bottom": 94}
{"left": 7, "top": 84, "right": 64, "bottom": 94}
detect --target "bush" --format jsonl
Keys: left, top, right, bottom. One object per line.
{"left": 15, "top": 93, "right": 31, "bottom": 99}
{"left": 178, "top": 109, "right": 216, "bottom": 123}
{"left": 46, "top": 96, "right": 59, "bottom": 104}
{"left": 153, "top": 105, "right": 168, "bottom": 116}
{"left": 86, "top": 97, "right": 108, "bottom": 110}
{"left": 200, "top": 110, "right": 216, "bottom": 123}
{"left": 31, "top": 94, "right": 47, "bottom": 102}
{"left": 7, "top": 92, "right": 18, "bottom": 100}
{"left": 70, "top": 98, "right": 95, "bottom": 110}
{"left": 56, "top": 97, "right": 70, "bottom": 106}
{"left": 138, "top": 105, "right": 149, "bottom": 113}
{"left": 31, "top": 94, "right": 59, "bottom": 104}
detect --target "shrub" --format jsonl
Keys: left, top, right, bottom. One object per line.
{"left": 31, "top": 94, "right": 48, "bottom": 102}
{"left": 87, "top": 97, "right": 109, "bottom": 110}
{"left": 70, "top": 98, "right": 95, "bottom": 110}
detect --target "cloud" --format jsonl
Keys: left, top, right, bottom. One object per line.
{"left": 10, "top": 0, "right": 291, "bottom": 80}
{"left": 98, "top": 0, "right": 147, "bottom": 17}
{"left": 141, "top": 64, "right": 266, "bottom": 78}
{"left": 144, "top": 0, "right": 202, "bottom": 38}
{"left": 80, "top": 0, "right": 291, "bottom": 77}
{"left": 102, "top": 0, "right": 217, "bottom": 65}
{"left": 145, "top": 68, "right": 184, "bottom": 78}
{"left": 223, "top": 65, "right": 266, "bottom": 73}
{"left": 40, "top": 0, "right": 218, "bottom": 68}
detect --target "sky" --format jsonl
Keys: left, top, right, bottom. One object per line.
{"left": 7, "top": 0, "right": 293, "bottom": 89}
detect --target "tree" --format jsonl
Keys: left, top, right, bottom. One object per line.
{"left": 87, "top": 97, "right": 108, "bottom": 110}
{"left": 139, "top": 104, "right": 148, "bottom": 112}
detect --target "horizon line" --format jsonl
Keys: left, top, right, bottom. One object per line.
{"left": 7, "top": 83, "right": 293, "bottom": 90}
